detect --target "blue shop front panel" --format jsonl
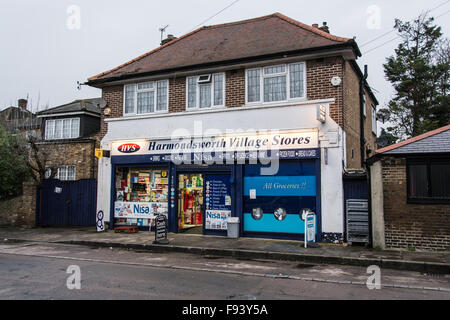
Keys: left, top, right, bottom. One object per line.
{"left": 243, "top": 161, "right": 320, "bottom": 240}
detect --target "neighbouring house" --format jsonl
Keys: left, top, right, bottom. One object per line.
{"left": 33, "top": 98, "right": 104, "bottom": 227}
{"left": 87, "top": 13, "right": 378, "bottom": 241}
{"left": 0, "top": 99, "right": 41, "bottom": 228}
{"left": 0, "top": 99, "right": 41, "bottom": 138}
{"left": 369, "top": 125, "right": 450, "bottom": 251}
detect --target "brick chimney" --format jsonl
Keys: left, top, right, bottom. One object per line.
{"left": 319, "top": 22, "right": 330, "bottom": 33}
{"left": 18, "top": 99, "right": 28, "bottom": 110}
{"left": 161, "top": 34, "right": 177, "bottom": 46}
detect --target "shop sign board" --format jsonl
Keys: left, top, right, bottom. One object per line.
{"left": 96, "top": 210, "right": 105, "bottom": 232}
{"left": 205, "top": 210, "right": 232, "bottom": 230}
{"left": 205, "top": 175, "right": 232, "bottom": 230}
{"left": 111, "top": 130, "right": 319, "bottom": 157}
{"left": 305, "top": 212, "right": 316, "bottom": 248}
{"left": 95, "top": 148, "right": 103, "bottom": 159}
{"left": 154, "top": 214, "right": 169, "bottom": 245}
{"left": 114, "top": 202, "right": 168, "bottom": 220}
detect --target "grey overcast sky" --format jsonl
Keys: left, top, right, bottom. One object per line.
{"left": 0, "top": 0, "right": 449, "bottom": 113}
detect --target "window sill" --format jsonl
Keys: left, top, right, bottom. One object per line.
{"left": 245, "top": 98, "right": 308, "bottom": 108}
{"left": 123, "top": 111, "right": 169, "bottom": 118}
{"left": 185, "top": 105, "right": 226, "bottom": 112}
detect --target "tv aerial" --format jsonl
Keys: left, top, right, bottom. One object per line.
{"left": 159, "top": 25, "right": 169, "bottom": 42}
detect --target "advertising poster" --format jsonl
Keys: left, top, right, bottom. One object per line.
{"left": 205, "top": 175, "right": 232, "bottom": 230}
{"left": 114, "top": 202, "right": 168, "bottom": 220}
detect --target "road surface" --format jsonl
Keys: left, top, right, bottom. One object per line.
{"left": 0, "top": 241, "right": 448, "bottom": 300}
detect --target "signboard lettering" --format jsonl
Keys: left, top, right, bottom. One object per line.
{"left": 154, "top": 214, "right": 169, "bottom": 245}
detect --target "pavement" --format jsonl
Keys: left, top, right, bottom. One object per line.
{"left": 0, "top": 227, "right": 449, "bottom": 274}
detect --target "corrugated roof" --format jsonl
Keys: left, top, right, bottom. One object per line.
{"left": 376, "top": 125, "right": 450, "bottom": 155}
{"left": 88, "top": 13, "right": 356, "bottom": 83}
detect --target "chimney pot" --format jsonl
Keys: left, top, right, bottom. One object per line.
{"left": 312, "top": 23, "right": 319, "bottom": 28}
{"left": 319, "top": 22, "right": 330, "bottom": 33}
{"left": 18, "top": 99, "right": 27, "bottom": 110}
{"left": 161, "top": 34, "right": 177, "bottom": 46}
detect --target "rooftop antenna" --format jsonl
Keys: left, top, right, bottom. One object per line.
{"left": 159, "top": 25, "right": 169, "bottom": 42}
{"left": 77, "top": 81, "right": 86, "bottom": 91}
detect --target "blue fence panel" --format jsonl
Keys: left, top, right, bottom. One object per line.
{"left": 40, "top": 179, "right": 96, "bottom": 227}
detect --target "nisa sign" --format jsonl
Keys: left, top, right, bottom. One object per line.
{"left": 118, "top": 143, "right": 141, "bottom": 154}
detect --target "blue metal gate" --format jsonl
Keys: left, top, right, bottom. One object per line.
{"left": 38, "top": 179, "right": 97, "bottom": 227}
{"left": 343, "top": 175, "right": 369, "bottom": 242}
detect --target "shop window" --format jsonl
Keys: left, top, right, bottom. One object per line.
{"left": 124, "top": 80, "right": 169, "bottom": 116}
{"left": 114, "top": 168, "right": 169, "bottom": 228}
{"left": 186, "top": 73, "right": 225, "bottom": 110}
{"left": 408, "top": 158, "right": 450, "bottom": 204}
{"left": 45, "top": 118, "right": 80, "bottom": 140}
{"left": 246, "top": 62, "right": 306, "bottom": 104}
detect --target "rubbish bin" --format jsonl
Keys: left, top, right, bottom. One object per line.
{"left": 227, "top": 217, "right": 240, "bottom": 239}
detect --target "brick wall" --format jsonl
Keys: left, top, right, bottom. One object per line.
{"left": 343, "top": 61, "right": 378, "bottom": 169}
{"left": 169, "top": 77, "right": 186, "bottom": 113}
{"left": 363, "top": 88, "right": 377, "bottom": 156}
{"left": 343, "top": 60, "right": 361, "bottom": 169}
{"left": 101, "top": 85, "right": 123, "bottom": 139}
{"left": 307, "top": 57, "right": 344, "bottom": 127}
{"left": 37, "top": 140, "right": 98, "bottom": 180}
{"left": 0, "top": 182, "right": 37, "bottom": 228}
{"left": 225, "top": 69, "right": 246, "bottom": 108}
{"left": 381, "top": 157, "right": 450, "bottom": 251}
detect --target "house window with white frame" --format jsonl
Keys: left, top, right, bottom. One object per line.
{"left": 124, "top": 80, "right": 169, "bottom": 115}
{"left": 45, "top": 118, "right": 80, "bottom": 140}
{"left": 372, "top": 105, "right": 377, "bottom": 134}
{"left": 45, "top": 165, "right": 76, "bottom": 181}
{"left": 246, "top": 62, "right": 306, "bottom": 104}
{"left": 186, "top": 73, "right": 225, "bottom": 110}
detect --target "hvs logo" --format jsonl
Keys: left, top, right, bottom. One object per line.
{"left": 118, "top": 144, "right": 141, "bottom": 154}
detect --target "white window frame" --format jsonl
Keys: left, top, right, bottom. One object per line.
{"left": 45, "top": 165, "right": 76, "bottom": 181}
{"left": 123, "top": 80, "right": 169, "bottom": 116}
{"left": 45, "top": 118, "right": 80, "bottom": 140}
{"left": 372, "top": 105, "right": 377, "bottom": 134}
{"left": 185, "top": 73, "right": 226, "bottom": 110}
{"left": 363, "top": 94, "right": 367, "bottom": 117}
{"left": 245, "top": 62, "right": 307, "bottom": 105}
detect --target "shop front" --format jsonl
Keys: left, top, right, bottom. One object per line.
{"left": 97, "top": 101, "right": 345, "bottom": 242}
{"left": 107, "top": 129, "right": 323, "bottom": 241}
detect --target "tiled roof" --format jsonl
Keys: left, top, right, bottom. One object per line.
{"left": 37, "top": 98, "right": 103, "bottom": 116}
{"left": 376, "top": 125, "right": 450, "bottom": 155}
{"left": 88, "top": 13, "right": 356, "bottom": 83}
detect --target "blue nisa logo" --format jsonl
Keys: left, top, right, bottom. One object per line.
{"left": 134, "top": 204, "right": 150, "bottom": 214}
{"left": 207, "top": 212, "right": 227, "bottom": 220}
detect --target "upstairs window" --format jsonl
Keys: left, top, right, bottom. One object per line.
{"left": 246, "top": 62, "right": 306, "bottom": 104}
{"left": 363, "top": 94, "right": 367, "bottom": 117}
{"left": 45, "top": 118, "right": 80, "bottom": 140}
{"left": 186, "top": 73, "right": 225, "bottom": 110}
{"left": 372, "top": 105, "right": 377, "bottom": 134}
{"left": 408, "top": 159, "right": 450, "bottom": 204}
{"left": 124, "top": 80, "right": 169, "bottom": 115}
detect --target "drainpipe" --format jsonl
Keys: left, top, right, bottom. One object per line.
{"left": 360, "top": 65, "right": 368, "bottom": 168}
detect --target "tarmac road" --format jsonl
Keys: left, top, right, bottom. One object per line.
{"left": 0, "top": 241, "right": 449, "bottom": 300}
